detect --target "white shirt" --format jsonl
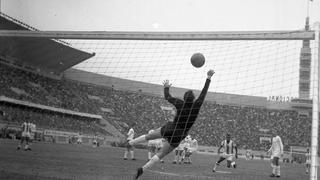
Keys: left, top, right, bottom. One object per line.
{"left": 268, "top": 135, "right": 283, "bottom": 157}
{"left": 127, "top": 128, "right": 134, "bottom": 140}
{"left": 190, "top": 139, "right": 198, "bottom": 151}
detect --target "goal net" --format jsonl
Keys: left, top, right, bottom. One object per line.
{"left": 0, "top": 29, "right": 319, "bottom": 179}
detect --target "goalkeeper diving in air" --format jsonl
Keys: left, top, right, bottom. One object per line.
{"left": 129, "top": 69, "right": 215, "bottom": 179}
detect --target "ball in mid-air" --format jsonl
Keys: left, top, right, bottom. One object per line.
{"left": 190, "top": 53, "right": 205, "bottom": 68}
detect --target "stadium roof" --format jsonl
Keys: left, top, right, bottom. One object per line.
{"left": 0, "top": 13, "right": 94, "bottom": 74}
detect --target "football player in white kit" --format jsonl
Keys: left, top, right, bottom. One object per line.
{"left": 267, "top": 134, "right": 283, "bottom": 178}
{"left": 173, "top": 138, "right": 186, "bottom": 164}
{"left": 213, "top": 134, "right": 238, "bottom": 172}
{"left": 184, "top": 136, "right": 198, "bottom": 164}
{"left": 77, "top": 133, "right": 82, "bottom": 144}
{"left": 17, "top": 121, "right": 33, "bottom": 151}
{"left": 124, "top": 126, "right": 135, "bottom": 160}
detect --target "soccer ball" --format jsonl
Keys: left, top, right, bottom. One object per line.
{"left": 190, "top": 53, "right": 205, "bottom": 68}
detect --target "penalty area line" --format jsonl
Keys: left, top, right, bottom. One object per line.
{"left": 146, "top": 169, "right": 231, "bottom": 179}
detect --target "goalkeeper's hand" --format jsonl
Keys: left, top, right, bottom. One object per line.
{"left": 207, "top": 69, "right": 215, "bottom": 79}
{"left": 163, "top": 80, "right": 172, "bottom": 88}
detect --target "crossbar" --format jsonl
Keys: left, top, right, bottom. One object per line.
{"left": 0, "top": 30, "right": 315, "bottom": 40}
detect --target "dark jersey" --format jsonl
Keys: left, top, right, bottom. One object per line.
{"left": 161, "top": 78, "right": 211, "bottom": 147}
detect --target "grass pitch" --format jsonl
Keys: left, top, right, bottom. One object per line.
{"left": 0, "top": 139, "right": 312, "bottom": 180}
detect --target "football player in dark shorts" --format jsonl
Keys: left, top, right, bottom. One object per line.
{"left": 128, "top": 69, "right": 215, "bottom": 179}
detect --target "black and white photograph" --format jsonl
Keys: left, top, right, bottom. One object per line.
{"left": 0, "top": 0, "right": 320, "bottom": 179}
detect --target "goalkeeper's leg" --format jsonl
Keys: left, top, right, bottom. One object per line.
{"left": 129, "top": 128, "right": 161, "bottom": 146}
{"left": 134, "top": 140, "right": 175, "bottom": 179}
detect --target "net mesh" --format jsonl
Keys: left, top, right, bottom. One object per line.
{"left": 58, "top": 38, "right": 316, "bottom": 150}
{"left": 0, "top": 32, "right": 317, "bottom": 151}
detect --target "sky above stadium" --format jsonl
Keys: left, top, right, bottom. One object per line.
{"left": 1, "top": 0, "right": 320, "bottom": 31}
{"left": 1, "top": 0, "right": 320, "bottom": 99}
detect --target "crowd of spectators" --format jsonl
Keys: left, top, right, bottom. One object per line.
{"left": 193, "top": 103, "right": 311, "bottom": 151}
{"left": 0, "top": 105, "right": 110, "bottom": 136}
{"left": 0, "top": 63, "right": 313, "bottom": 150}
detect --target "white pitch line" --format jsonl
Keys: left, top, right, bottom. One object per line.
{"left": 146, "top": 169, "right": 231, "bottom": 179}
{"left": 215, "top": 170, "right": 231, "bottom": 174}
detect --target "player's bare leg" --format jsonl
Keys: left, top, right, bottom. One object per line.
{"left": 134, "top": 140, "right": 175, "bottom": 179}
{"left": 24, "top": 137, "right": 31, "bottom": 151}
{"left": 270, "top": 157, "right": 280, "bottom": 177}
{"left": 274, "top": 158, "right": 280, "bottom": 177}
{"left": 178, "top": 150, "right": 184, "bottom": 164}
{"left": 173, "top": 149, "right": 178, "bottom": 164}
{"left": 17, "top": 137, "right": 25, "bottom": 150}
{"left": 306, "top": 163, "right": 310, "bottom": 174}
{"left": 157, "top": 148, "right": 164, "bottom": 163}
{"left": 185, "top": 152, "right": 192, "bottom": 164}
{"left": 148, "top": 150, "right": 152, "bottom": 161}
{"left": 124, "top": 143, "right": 135, "bottom": 160}
{"left": 213, "top": 157, "right": 226, "bottom": 172}
{"left": 123, "top": 149, "right": 128, "bottom": 160}
{"left": 130, "top": 150, "right": 136, "bottom": 160}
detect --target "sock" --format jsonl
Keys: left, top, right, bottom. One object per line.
{"left": 143, "top": 155, "right": 160, "bottom": 170}
{"left": 272, "top": 164, "right": 276, "bottom": 175}
{"left": 276, "top": 166, "right": 280, "bottom": 176}
{"left": 148, "top": 152, "right": 152, "bottom": 160}
{"left": 213, "top": 162, "right": 218, "bottom": 170}
{"left": 130, "top": 151, "right": 135, "bottom": 159}
{"left": 129, "top": 135, "right": 146, "bottom": 145}
{"left": 124, "top": 151, "right": 128, "bottom": 158}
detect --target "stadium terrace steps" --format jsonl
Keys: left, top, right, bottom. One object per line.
{"left": 99, "top": 118, "right": 124, "bottom": 139}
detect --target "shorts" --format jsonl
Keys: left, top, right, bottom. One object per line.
{"left": 148, "top": 145, "right": 157, "bottom": 153}
{"left": 160, "top": 123, "right": 187, "bottom": 148}
{"left": 126, "top": 140, "right": 133, "bottom": 150}
{"left": 175, "top": 149, "right": 184, "bottom": 156}
{"left": 306, "top": 160, "right": 311, "bottom": 165}
{"left": 185, "top": 150, "right": 192, "bottom": 157}
{"left": 221, "top": 153, "right": 235, "bottom": 161}
{"left": 272, "top": 157, "right": 280, "bottom": 166}
{"left": 21, "top": 132, "right": 31, "bottom": 138}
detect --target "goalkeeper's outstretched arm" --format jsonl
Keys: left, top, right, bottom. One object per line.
{"left": 196, "top": 69, "right": 215, "bottom": 104}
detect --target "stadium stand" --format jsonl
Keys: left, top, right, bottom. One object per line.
{"left": 0, "top": 61, "right": 312, "bottom": 150}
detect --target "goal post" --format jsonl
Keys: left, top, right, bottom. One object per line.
{"left": 311, "top": 22, "right": 320, "bottom": 180}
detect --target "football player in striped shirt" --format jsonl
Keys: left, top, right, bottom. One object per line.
{"left": 212, "top": 134, "right": 238, "bottom": 172}
{"left": 17, "top": 121, "right": 32, "bottom": 151}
